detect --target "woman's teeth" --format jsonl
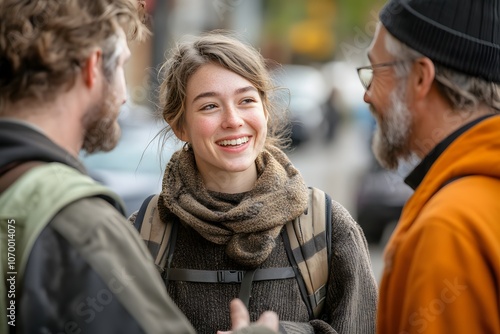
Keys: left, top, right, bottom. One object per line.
{"left": 218, "top": 137, "right": 249, "bottom": 146}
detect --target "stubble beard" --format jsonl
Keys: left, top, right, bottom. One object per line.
{"left": 81, "top": 80, "right": 121, "bottom": 154}
{"left": 371, "top": 84, "right": 413, "bottom": 170}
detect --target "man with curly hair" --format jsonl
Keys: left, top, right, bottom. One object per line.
{"left": 0, "top": 1, "right": 278, "bottom": 333}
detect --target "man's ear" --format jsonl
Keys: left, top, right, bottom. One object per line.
{"left": 82, "top": 49, "right": 102, "bottom": 88}
{"left": 412, "top": 57, "right": 435, "bottom": 99}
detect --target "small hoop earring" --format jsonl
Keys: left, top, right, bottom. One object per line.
{"left": 183, "top": 142, "right": 191, "bottom": 152}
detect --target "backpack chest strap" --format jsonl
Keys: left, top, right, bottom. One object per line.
{"left": 166, "top": 267, "right": 296, "bottom": 308}
{"left": 166, "top": 267, "right": 295, "bottom": 283}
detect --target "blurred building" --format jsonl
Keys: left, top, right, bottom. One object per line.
{"left": 125, "top": 0, "right": 385, "bottom": 108}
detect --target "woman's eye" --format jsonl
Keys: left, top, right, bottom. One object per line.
{"left": 201, "top": 103, "right": 217, "bottom": 110}
{"left": 241, "top": 98, "right": 256, "bottom": 104}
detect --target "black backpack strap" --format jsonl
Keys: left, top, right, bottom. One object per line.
{"left": 165, "top": 267, "right": 296, "bottom": 309}
{"left": 324, "top": 192, "right": 332, "bottom": 266}
{"left": 166, "top": 267, "right": 295, "bottom": 283}
{"left": 134, "top": 194, "right": 156, "bottom": 231}
{"left": 238, "top": 269, "right": 256, "bottom": 308}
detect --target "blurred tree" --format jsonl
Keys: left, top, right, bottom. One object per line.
{"left": 334, "top": 0, "right": 385, "bottom": 60}
{"left": 261, "top": 0, "right": 337, "bottom": 63}
{"left": 260, "top": 0, "right": 303, "bottom": 63}
{"left": 336, "top": 0, "right": 383, "bottom": 35}
{"left": 289, "top": 0, "right": 336, "bottom": 62}
{"left": 260, "top": 0, "right": 385, "bottom": 64}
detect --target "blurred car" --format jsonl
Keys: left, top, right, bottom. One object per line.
{"left": 80, "top": 109, "right": 180, "bottom": 217}
{"left": 271, "top": 64, "right": 329, "bottom": 146}
{"left": 355, "top": 157, "right": 414, "bottom": 245}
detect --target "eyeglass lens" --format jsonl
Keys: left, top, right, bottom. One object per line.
{"left": 358, "top": 68, "right": 373, "bottom": 89}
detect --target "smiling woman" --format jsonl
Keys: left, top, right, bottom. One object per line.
{"left": 129, "top": 30, "right": 378, "bottom": 334}
{"left": 178, "top": 62, "right": 268, "bottom": 193}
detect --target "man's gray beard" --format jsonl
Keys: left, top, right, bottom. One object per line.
{"left": 371, "top": 84, "right": 413, "bottom": 170}
{"left": 81, "top": 84, "right": 121, "bottom": 154}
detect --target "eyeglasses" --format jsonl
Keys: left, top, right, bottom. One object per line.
{"left": 356, "top": 61, "right": 407, "bottom": 90}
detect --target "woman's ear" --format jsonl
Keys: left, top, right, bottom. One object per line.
{"left": 172, "top": 123, "right": 189, "bottom": 142}
{"left": 412, "top": 57, "right": 435, "bottom": 99}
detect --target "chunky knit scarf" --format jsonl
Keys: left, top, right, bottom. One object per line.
{"left": 158, "top": 145, "right": 308, "bottom": 267}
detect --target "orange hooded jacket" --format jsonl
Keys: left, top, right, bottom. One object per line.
{"left": 377, "top": 115, "right": 500, "bottom": 333}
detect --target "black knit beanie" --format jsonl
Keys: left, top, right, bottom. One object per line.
{"left": 380, "top": 0, "right": 500, "bottom": 83}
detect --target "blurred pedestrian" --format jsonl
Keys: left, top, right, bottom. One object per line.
{"left": 0, "top": 1, "right": 277, "bottom": 333}
{"left": 323, "top": 88, "right": 342, "bottom": 142}
{"left": 131, "top": 30, "right": 378, "bottom": 334}
{"left": 357, "top": 0, "right": 500, "bottom": 332}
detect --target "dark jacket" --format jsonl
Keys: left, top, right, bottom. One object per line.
{"left": 0, "top": 120, "right": 195, "bottom": 334}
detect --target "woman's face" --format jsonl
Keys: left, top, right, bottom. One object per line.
{"left": 180, "top": 62, "right": 268, "bottom": 188}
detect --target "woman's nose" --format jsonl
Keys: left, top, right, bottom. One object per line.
{"left": 222, "top": 105, "right": 244, "bottom": 128}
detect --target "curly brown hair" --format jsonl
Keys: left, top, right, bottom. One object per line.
{"left": 0, "top": 0, "right": 148, "bottom": 113}
{"left": 158, "top": 30, "right": 291, "bottom": 149}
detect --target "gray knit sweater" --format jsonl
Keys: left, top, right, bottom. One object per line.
{"left": 160, "top": 200, "right": 377, "bottom": 334}
{"left": 131, "top": 146, "right": 378, "bottom": 334}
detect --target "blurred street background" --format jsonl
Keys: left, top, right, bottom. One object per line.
{"left": 82, "top": 0, "right": 417, "bottom": 283}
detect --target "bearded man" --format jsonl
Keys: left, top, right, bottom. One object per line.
{"left": 0, "top": 1, "right": 277, "bottom": 333}
{"left": 357, "top": 0, "right": 500, "bottom": 333}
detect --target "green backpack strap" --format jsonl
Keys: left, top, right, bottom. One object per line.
{"left": 282, "top": 187, "right": 332, "bottom": 320}
{"left": 0, "top": 163, "right": 125, "bottom": 333}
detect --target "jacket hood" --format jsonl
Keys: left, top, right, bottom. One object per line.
{"left": 0, "top": 120, "right": 86, "bottom": 174}
{"left": 410, "top": 114, "right": 500, "bottom": 212}
{"left": 387, "top": 115, "right": 500, "bottom": 251}
{"left": 442, "top": 115, "right": 500, "bottom": 178}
